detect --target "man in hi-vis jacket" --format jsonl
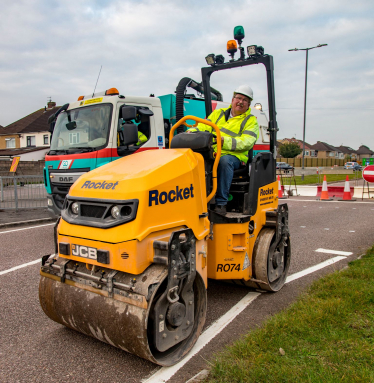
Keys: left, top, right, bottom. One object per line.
{"left": 188, "top": 85, "right": 259, "bottom": 215}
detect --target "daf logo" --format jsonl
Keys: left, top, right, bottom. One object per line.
{"left": 72, "top": 244, "right": 97, "bottom": 260}
{"left": 59, "top": 176, "right": 74, "bottom": 182}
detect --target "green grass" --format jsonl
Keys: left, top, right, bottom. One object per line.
{"left": 281, "top": 172, "right": 362, "bottom": 186}
{"left": 206, "top": 247, "right": 374, "bottom": 383}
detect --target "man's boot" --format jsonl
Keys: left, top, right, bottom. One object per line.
{"left": 214, "top": 205, "right": 227, "bottom": 215}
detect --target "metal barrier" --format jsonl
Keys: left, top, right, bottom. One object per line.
{"left": 0, "top": 176, "right": 47, "bottom": 210}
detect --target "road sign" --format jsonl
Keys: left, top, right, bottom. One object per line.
{"left": 9, "top": 157, "right": 20, "bottom": 172}
{"left": 362, "top": 165, "right": 374, "bottom": 183}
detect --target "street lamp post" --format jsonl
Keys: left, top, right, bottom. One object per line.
{"left": 289, "top": 44, "right": 327, "bottom": 180}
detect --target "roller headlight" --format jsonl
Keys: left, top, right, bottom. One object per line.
{"left": 111, "top": 206, "right": 121, "bottom": 219}
{"left": 71, "top": 202, "right": 79, "bottom": 215}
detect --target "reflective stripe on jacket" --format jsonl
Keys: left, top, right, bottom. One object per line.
{"left": 188, "top": 106, "right": 259, "bottom": 163}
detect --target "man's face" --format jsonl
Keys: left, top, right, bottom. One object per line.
{"left": 231, "top": 93, "right": 251, "bottom": 116}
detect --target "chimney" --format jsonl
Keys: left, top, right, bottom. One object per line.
{"left": 47, "top": 101, "right": 56, "bottom": 109}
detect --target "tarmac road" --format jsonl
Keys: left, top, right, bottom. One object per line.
{"left": 1, "top": 197, "right": 374, "bottom": 383}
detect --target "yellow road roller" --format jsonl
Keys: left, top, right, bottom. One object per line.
{"left": 39, "top": 38, "right": 291, "bottom": 366}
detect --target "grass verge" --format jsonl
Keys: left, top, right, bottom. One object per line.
{"left": 281, "top": 173, "right": 362, "bottom": 186}
{"left": 206, "top": 247, "right": 374, "bottom": 382}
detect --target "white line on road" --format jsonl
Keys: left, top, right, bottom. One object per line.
{"left": 285, "top": 256, "right": 346, "bottom": 284}
{"left": 144, "top": 255, "right": 351, "bottom": 383}
{"left": 0, "top": 259, "right": 41, "bottom": 276}
{"left": 0, "top": 223, "right": 54, "bottom": 235}
{"left": 315, "top": 248, "right": 353, "bottom": 256}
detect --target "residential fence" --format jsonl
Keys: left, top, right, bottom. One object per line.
{"left": 0, "top": 175, "right": 47, "bottom": 210}
{"left": 277, "top": 157, "right": 345, "bottom": 167}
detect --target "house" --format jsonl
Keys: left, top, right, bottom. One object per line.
{"left": 0, "top": 101, "right": 58, "bottom": 149}
{"left": 356, "top": 145, "right": 374, "bottom": 161}
{"left": 337, "top": 145, "right": 358, "bottom": 161}
{"left": 278, "top": 138, "right": 316, "bottom": 157}
{"left": 0, "top": 101, "right": 59, "bottom": 161}
{"left": 309, "top": 141, "right": 344, "bottom": 159}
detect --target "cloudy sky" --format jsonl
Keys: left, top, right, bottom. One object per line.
{"left": 0, "top": 0, "right": 373, "bottom": 149}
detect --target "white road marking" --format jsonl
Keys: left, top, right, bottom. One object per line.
{"left": 315, "top": 248, "right": 353, "bottom": 256}
{"left": 349, "top": 231, "right": 355, "bottom": 233}
{"left": 300, "top": 226, "right": 306, "bottom": 228}
{"left": 0, "top": 223, "right": 54, "bottom": 235}
{"left": 144, "top": 255, "right": 351, "bottom": 383}
{"left": 0, "top": 259, "right": 41, "bottom": 276}
{"left": 352, "top": 208, "right": 356, "bottom": 210}
{"left": 324, "top": 228, "right": 329, "bottom": 230}
{"left": 285, "top": 256, "right": 347, "bottom": 283}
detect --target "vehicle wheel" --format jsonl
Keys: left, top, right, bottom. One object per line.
{"left": 252, "top": 227, "right": 291, "bottom": 292}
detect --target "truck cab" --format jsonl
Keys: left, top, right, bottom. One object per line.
{"left": 45, "top": 90, "right": 166, "bottom": 215}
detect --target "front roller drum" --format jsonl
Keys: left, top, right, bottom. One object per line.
{"left": 39, "top": 269, "right": 206, "bottom": 366}
{"left": 39, "top": 229, "right": 207, "bottom": 366}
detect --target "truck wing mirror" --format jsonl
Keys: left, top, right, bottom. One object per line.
{"left": 66, "top": 121, "right": 77, "bottom": 130}
{"left": 138, "top": 108, "right": 154, "bottom": 117}
{"left": 121, "top": 106, "right": 137, "bottom": 121}
{"left": 122, "top": 123, "right": 138, "bottom": 146}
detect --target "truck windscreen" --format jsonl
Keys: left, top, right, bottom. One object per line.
{"left": 50, "top": 104, "right": 112, "bottom": 152}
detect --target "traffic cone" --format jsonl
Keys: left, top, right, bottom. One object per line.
{"left": 339, "top": 175, "right": 356, "bottom": 201}
{"left": 277, "top": 175, "right": 287, "bottom": 199}
{"left": 319, "top": 175, "right": 333, "bottom": 201}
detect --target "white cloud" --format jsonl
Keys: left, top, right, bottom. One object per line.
{"left": 0, "top": 0, "right": 373, "bottom": 149}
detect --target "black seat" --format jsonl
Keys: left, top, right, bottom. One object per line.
{"left": 232, "top": 148, "right": 253, "bottom": 180}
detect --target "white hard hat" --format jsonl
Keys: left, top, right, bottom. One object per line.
{"left": 234, "top": 85, "right": 253, "bottom": 100}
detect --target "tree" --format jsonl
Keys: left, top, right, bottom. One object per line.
{"left": 279, "top": 142, "right": 302, "bottom": 158}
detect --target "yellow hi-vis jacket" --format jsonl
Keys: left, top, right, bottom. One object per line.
{"left": 137, "top": 131, "right": 147, "bottom": 145}
{"left": 188, "top": 106, "right": 259, "bottom": 163}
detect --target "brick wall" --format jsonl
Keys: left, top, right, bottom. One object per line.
{"left": 0, "top": 160, "right": 45, "bottom": 176}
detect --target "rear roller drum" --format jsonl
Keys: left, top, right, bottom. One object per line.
{"left": 252, "top": 227, "right": 291, "bottom": 292}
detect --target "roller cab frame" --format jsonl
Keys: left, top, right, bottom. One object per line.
{"left": 39, "top": 52, "right": 291, "bottom": 367}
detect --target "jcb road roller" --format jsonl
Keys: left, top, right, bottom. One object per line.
{"left": 39, "top": 47, "right": 291, "bottom": 366}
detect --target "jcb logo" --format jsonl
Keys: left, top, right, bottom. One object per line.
{"left": 72, "top": 244, "right": 97, "bottom": 260}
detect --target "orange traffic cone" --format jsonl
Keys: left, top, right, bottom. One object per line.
{"left": 278, "top": 175, "right": 287, "bottom": 199}
{"left": 319, "top": 175, "right": 332, "bottom": 201}
{"left": 340, "top": 175, "right": 356, "bottom": 201}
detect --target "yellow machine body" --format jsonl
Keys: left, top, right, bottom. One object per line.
{"left": 56, "top": 147, "right": 277, "bottom": 284}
